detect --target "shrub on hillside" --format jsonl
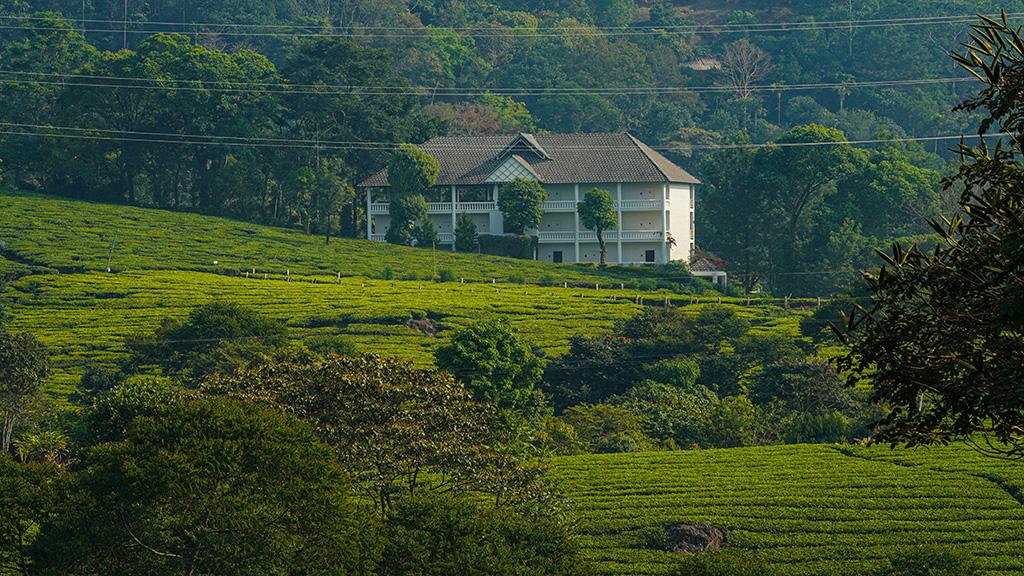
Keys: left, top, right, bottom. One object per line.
{"left": 479, "top": 234, "right": 537, "bottom": 259}
{"left": 125, "top": 302, "right": 287, "bottom": 384}
{"left": 379, "top": 495, "right": 590, "bottom": 576}
{"left": 560, "top": 403, "right": 656, "bottom": 453}
{"left": 609, "top": 382, "right": 718, "bottom": 448}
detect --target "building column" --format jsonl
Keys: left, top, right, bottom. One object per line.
{"left": 451, "top": 185, "right": 457, "bottom": 251}
{"left": 616, "top": 183, "right": 623, "bottom": 264}
{"left": 573, "top": 184, "right": 580, "bottom": 263}
{"left": 491, "top": 183, "right": 502, "bottom": 234}
{"left": 366, "top": 188, "right": 373, "bottom": 240}
{"left": 661, "top": 183, "right": 669, "bottom": 263}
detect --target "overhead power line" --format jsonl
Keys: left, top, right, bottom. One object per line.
{"left": 0, "top": 11, "right": 1012, "bottom": 32}
{"left": 0, "top": 70, "right": 978, "bottom": 97}
{"left": 0, "top": 122, "right": 1008, "bottom": 152}
{"left": 0, "top": 12, "right": 1018, "bottom": 38}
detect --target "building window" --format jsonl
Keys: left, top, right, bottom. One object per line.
{"left": 645, "top": 250, "right": 656, "bottom": 263}
{"left": 553, "top": 251, "right": 563, "bottom": 263}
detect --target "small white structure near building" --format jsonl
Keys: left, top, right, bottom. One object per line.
{"left": 359, "top": 132, "right": 702, "bottom": 266}
{"left": 689, "top": 257, "right": 728, "bottom": 288}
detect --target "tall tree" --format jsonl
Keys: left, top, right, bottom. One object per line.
{"left": 499, "top": 178, "right": 547, "bottom": 236}
{"left": 577, "top": 188, "right": 617, "bottom": 265}
{"left": 435, "top": 320, "right": 545, "bottom": 410}
{"left": 838, "top": 15, "right": 1024, "bottom": 458}
{"left": 32, "top": 397, "right": 377, "bottom": 575}
{"left": 386, "top": 144, "right": 439, "bottom": 246}
{"left": 204, "top": 353, "right": 551, "bottom": 512}
{"left": 0, "top": 330, "right": 50, "bottom": 453}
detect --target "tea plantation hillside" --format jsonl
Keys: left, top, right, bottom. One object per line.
{"left": 552, "top": 443, "right": 1024, "bottom": 576}
{"left": 1, "top": 190, "right": 811, "bottom": 397}
{"left": 1, "top": 269, "right": 805, "bottom": 396}
{"left": 0, "top": 190, "right": 686, "bottom": 287}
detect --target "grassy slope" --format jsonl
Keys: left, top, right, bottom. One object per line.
{"left": 553, "top": 443, "right": 1024, "bottom": 576}
{"left": 0, "top": 191, "right": 809, "bottom": 396}
{"left": 2, "top": 270, "right": 804, "bottom": 396}
{"left": 0, "top": 190, "right": 673, "bottom": 286}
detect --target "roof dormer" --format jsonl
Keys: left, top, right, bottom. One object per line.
{"left": 496, "top": 133, "right": 550, "bottom": 161}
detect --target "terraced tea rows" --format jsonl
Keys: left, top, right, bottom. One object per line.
{"left": 1, "top": 269, "right": 806, "bottom": 396}
{"left": 551, "top": 445, "right": 1024, "bottom": 576}
{"left": 0, "top": 190, "right": 682, "bottom": 287}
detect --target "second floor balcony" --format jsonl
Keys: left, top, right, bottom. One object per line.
{"left": 369, "top": 202, "right": 496, "bottom": 215}
{"left": 538, "top": 230, "right": 664, "bottom": 243}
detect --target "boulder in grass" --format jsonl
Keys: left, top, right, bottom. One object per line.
{"left": 664, "top": 522, "right": 727, "bottom": 554}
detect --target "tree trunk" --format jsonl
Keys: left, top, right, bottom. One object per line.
{"left": 597, "top": 230, "right": 607, "bottom": 266}
{"left": 2, "top": 411, "right": 14, "bottom": 454}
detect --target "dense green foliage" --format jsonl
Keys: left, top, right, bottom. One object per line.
{"left": 0, "top": 328, "right": 50, "bottom": 452}
{"left": 380, "top": 495, "right": 590, "bottom": 576}
{"left": 126, "top": 301, "right": 288, "bottom": 383}
{"left": 33, "top": 396, "right": 378, "bottom": 576}
{"left": 435, "top": 320, "right": 545, "bottom": 409}
{"left": 839, "top": 16, "right": 1024, "bottom": 457}
{"left": 204, "top": 353, "right": 551, "bottom": 511}
{"left": 498, "top": 177, "right": 547, "bottom": 236}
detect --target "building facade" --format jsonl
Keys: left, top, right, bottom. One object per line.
{"left": 359, "top": 133, "right": 700, "bottom": 265}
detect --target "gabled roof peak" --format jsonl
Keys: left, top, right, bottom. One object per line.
{"left": 497, "top": 133, "right": 550, "bottom": 161}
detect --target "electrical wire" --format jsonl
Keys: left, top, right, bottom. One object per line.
{"left": 0, "top": 70, "right": 979, "bottom": 97}
{"left": 0, "top": 11, "right": 1017, "bottom": 38}
{"left": 0, "top": 123, "right": 1006, "bottom": 152}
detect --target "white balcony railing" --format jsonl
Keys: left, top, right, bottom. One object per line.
{"left": 369, "top": 233, "right": 455, "bottom": 243}
{"left": 368, "top": 202, "right": 454, "bottom": 214}
{"left": 371, "top": 200, "right": 665, "bottom": 215}
{"left": 455, "top": 201, "right": 496, "bottom": 212}
{"left": 537, "top": 231, "right": 577, "bottom": 242}
{"left": 541, "top": 200, "right": 577, "bottom": 212}
{"left": 617, "top": 199, "right": 661, "bottom": 210}
{"left": 537, "top": 230, "right": 665, "bottom": 243}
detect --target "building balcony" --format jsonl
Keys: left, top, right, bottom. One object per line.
{"left": 537, "top": 230, "right": 664, "bottom": 243}
{"left": 541, "top": 200, "right": 577, "bottom": 212}
{"left": 368, "top": 232, "right": 455, "bottom": 244}
{"left": 371, "top": 200, "right": 667, "bottom": 215}
{"left": 369, "top": 202, "right": 496, "bottom": 215}
{"left": 456, "top": 201, "right": 496, "bottom": 212}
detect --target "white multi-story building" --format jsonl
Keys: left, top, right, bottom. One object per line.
{"left": 359, "top": 133, "right": 700, "bottom": 265}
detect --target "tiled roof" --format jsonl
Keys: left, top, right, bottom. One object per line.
{"left": 359, "top": 133, "right": 700, "bottom": 187}
{"left": 690, "top": 257, "right": 725, "bottom": 273}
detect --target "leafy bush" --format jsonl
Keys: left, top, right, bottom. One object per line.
{"left": 642, "top": 358, "right": 700, "bottom": 389}
{"left": 437, "top": 268, "right": 456, "bottom": 282}
{"left": 126, "top": 302, "right": 287, "bottom": 383}
{"left": 434, "top": 320, "right": 545, "bottom": 410}
{"left": 379, "top": 495, "right": 590, "bottom": 576}
{"left": 783, "top": 412, "right": 852, "bottom": 444}
{"left": 561, "top": 403, "right": 655, "bottom": 453}
{"left": 610, "top": 381, "right": 718, "bottom": 448}
{"left": 479, "top": 234, "right": 538, "bottom": 259}
{"left": 749, "top": 359, "right": 855, "bottom": 415}
{"left": 303, "top": 335, "right": 358, "bottom": 357}
{"left": 34, "top": 397, "right": 376, "bottom": 576}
